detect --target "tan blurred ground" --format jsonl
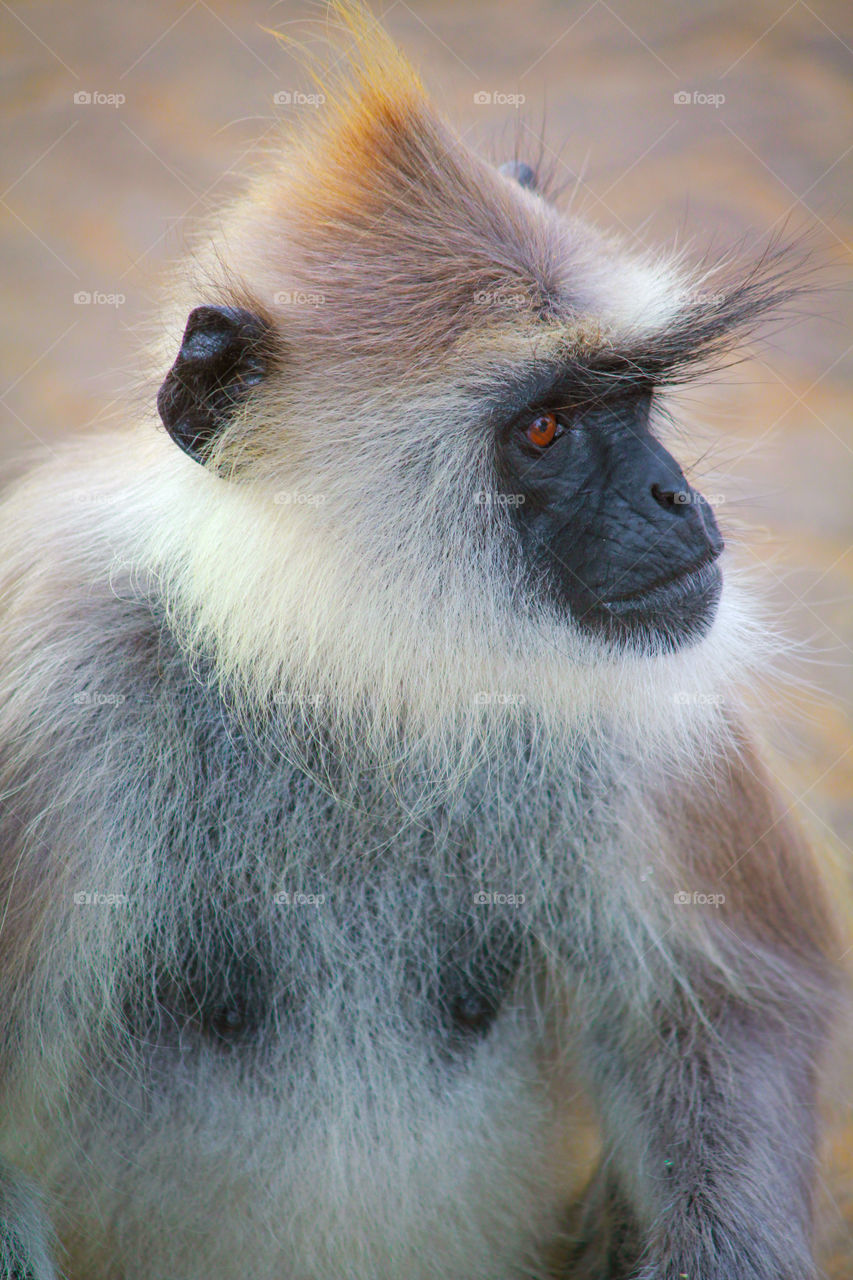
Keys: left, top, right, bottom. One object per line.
{"left": 1, "top": 0, "right": 851, "bottom": 858}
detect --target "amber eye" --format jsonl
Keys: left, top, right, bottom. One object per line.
{"left": 525, "top": 411, "right": 559, "bottom": 448}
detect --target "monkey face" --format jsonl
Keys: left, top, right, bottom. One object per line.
{"left": 152, "top": 76, "right": 797, "bottom": 714}
{"left": 495, "top": 381, "right": 724, "bottom": 653}
{"left": 157, "top": 300, "right": 725, "bottom": 664}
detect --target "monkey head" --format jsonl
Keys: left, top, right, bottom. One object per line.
{"left": 150, "top": 8, "right": 795, "bottom": 734}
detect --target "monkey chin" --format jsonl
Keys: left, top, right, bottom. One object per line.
{"left": 578, "top": 558, "right": 724, "bottom": 657}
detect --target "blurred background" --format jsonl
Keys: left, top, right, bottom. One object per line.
{"left": 1, "top": 0, "right": 851, "bottom": 856}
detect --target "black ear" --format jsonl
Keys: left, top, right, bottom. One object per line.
{"left": 499, "top": 160, "right": 538, "bottom": 191}
{"left": 157, "top": 305, "right": 273, "bottom": 465}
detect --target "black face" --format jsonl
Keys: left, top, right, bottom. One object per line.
{"left": 496, "top": 387, "right": 724, "bottom": 652}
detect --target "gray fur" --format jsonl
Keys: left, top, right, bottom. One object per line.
{"left": 0, "top": 1164, "right": 56, "bottom": 1280}
{"left": 0, "top": 563, "right": 629, "bottom": 1278}
{"left": 0, "top": 525, "right": 836, "bottom": 1279}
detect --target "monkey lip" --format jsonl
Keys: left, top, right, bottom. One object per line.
{"left": 598, "top": 552, "right": 722, "bottom": 612}
{"left": 577, "top": 554, "right": 723, "bottom": 652}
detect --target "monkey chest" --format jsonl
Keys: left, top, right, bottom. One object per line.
{"left": 128, "top": 866, "right": 540, "bottom": 1068}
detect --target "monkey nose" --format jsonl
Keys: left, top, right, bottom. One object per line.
{"left": 651, "top": 483, "right": 692, "bottom": 514}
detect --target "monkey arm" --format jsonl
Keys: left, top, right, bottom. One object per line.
{"left": 571, "top": 978, "right": 829, "bottom": 1279}
{"left": 564, "top": 734, "right": 842, "bottom": 1280}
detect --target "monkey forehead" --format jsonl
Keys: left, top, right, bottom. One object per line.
{"left": 223, "top": 187, "right": 682, "bottom": 387}
{"left": 209, "top": 73, "right": 684, "bottom": 378}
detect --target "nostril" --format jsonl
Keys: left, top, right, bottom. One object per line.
{"left": 651, "top": 482, "right": 692, "bottom": 515}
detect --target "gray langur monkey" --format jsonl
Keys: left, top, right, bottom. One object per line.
{"left": 0, "top": 5, "right": 848, "bottom": 1279}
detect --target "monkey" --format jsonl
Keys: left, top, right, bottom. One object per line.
{"left": 0, "top": 4, "right": 848, "bottom": 1278}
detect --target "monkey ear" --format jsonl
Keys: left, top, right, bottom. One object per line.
{"left": 499, "top": 160, "right": 538, "bottom": 192}
{"left": 157, "top": 305, "right": 273, "bottom": 465}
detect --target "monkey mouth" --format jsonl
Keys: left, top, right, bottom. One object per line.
{"left": 580, "top": 555, "right": 723, "bottom": 652}
{"left": 600, "top": 549, "right": 722, "bottom": 610}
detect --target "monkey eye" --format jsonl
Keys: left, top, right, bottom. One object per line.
{"left": 524, "top": 411, "right": 562, "bottom": 449}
